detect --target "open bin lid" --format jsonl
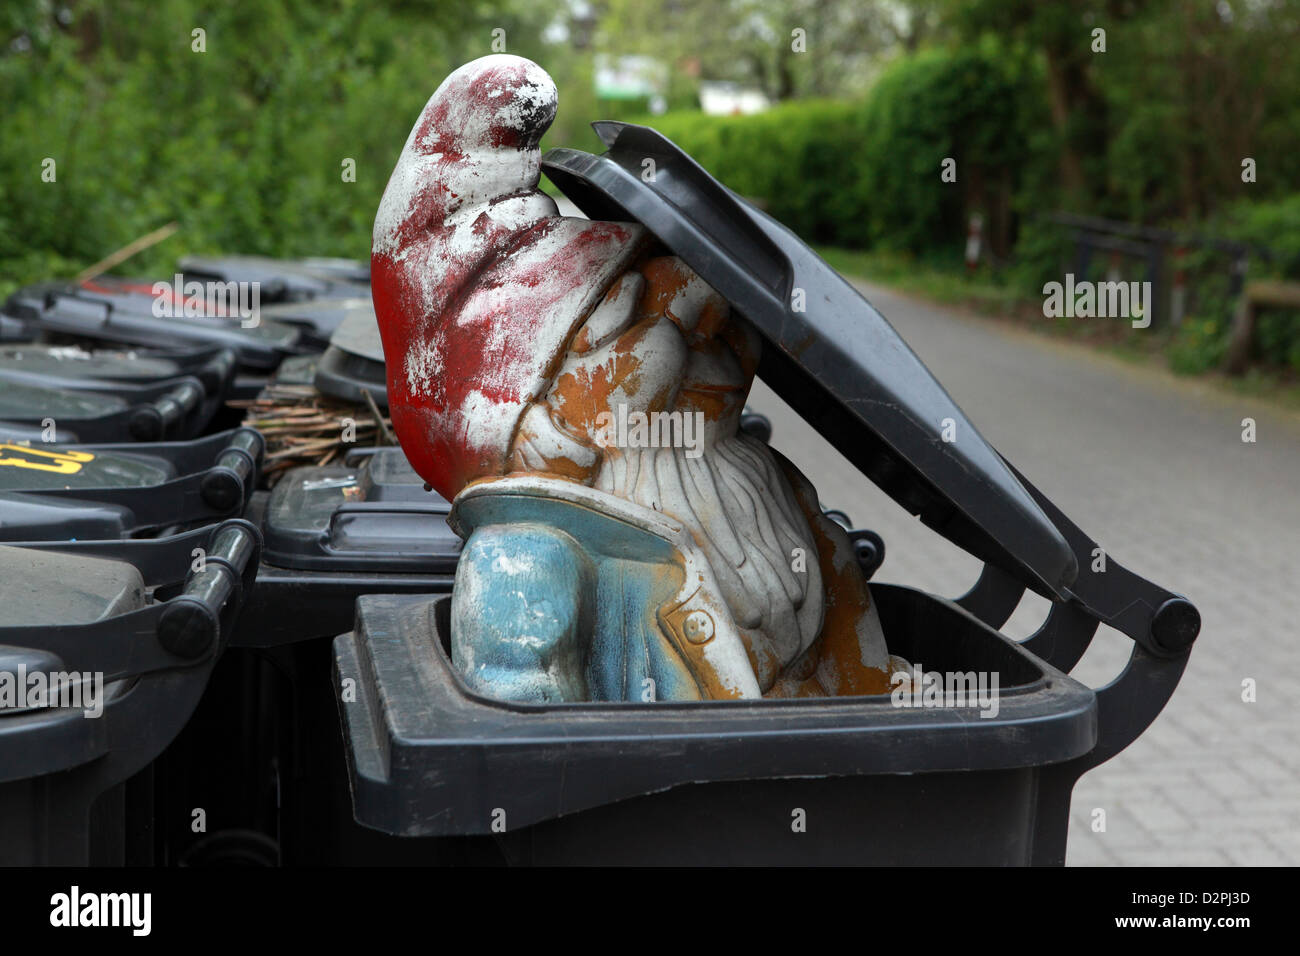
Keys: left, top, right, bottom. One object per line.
{"left": 542, "top": 122, "right": 1077, "bottom": 600}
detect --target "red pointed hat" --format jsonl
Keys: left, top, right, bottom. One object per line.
{"left": 371, "top": 54, "right": 646, "bottom": 501}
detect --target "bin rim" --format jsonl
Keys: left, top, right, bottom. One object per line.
{"left": 335, "top": 587, "right": 1099, "bottom": 837}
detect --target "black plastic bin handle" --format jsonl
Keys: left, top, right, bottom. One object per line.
{"left": 957, "top": 457, "right": 1203, "bottom": 793}
{"left": 1002, "top": 457, "right": 1201, "bottom": 659}
{"left": 127, "top": 380, "right": 205, "bottom": 441}
{"left": 0, "top": 519, "right": 263, "bottom": 681}
{"left": 1028, "top": 637, "right": 1194, "bottom": 864}
{"left": 192, "top": 348, "right": 239, "bottom": 395}
{"left": 32, "top": 427, "right": 265, "bottom": 524}
{"left": 157, "top": 519, "right": 261, "bottom": 660}
{"left": 947, "top": 451, "right": 1201, "bottom": 795}
{"left": 200, "top": 428, "right": 264, "bottom": 511}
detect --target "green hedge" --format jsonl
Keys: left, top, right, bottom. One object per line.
{"left": 637, "top": 42, "right": 1039, "bottom": 258}
{"left": 640, "top": 100, "right": 865, "bottom": 246}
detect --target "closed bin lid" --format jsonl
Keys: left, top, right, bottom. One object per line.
{"left": 177, "top": 254, "right": 370, "bottom": 295}
{"left": 325, "top": 301, "right": 384, "bottom": 364}
{"left": 2, "top": 280, "right": 302, "bottom": 363}
{"left": 542, "top": 123, "right": 1078, "bottom": 600}
{"left": 0, "top": 344, "right": 180, "bottom": 381}
{"left": 0, "top": 443, "right": 173, "bottom": 492}
{"left": 311, "top": 300, "right": 388, "bottom": 407}
{"left": 261, "top": 457, "right": 459, "bottom": 572}
{"left": 0, "top": 379, "right": 127, "bottom": 419}
{"left": 0, "top": 544, "right": 145, "bottom": 627}
{"left": 262, "top": 296, "right": 374, "bottom": 341}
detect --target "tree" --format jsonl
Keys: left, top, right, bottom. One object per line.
{"left": 598, "top": 0, "right": 911, "bottom": 102}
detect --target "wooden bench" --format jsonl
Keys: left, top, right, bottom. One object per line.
{"left": 1224, "top": 279, "right": 1300, "bottom": 373}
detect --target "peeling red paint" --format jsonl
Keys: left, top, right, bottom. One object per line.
{"left": 370, "top": 55, "right": 646, "bottom": 500}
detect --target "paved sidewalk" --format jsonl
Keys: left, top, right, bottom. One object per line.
{"left": 747, "top": 280, "right": 1300, "bottom": 866}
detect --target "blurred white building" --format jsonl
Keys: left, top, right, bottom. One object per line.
{"left": 594, "top": 54, "right": 668, "bottom": 112}
{"left": 698, "top": 81, "right": 770, "bottom": 116}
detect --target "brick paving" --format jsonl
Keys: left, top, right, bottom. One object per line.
{"left": 747, "top": 279, "right": 1300, "bottom": 866}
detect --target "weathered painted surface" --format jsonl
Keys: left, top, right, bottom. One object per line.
{"left": 373, "top": 55, "right": 904, "bottom": 702}
{"left": 451, "top": 476, "right": 760, "bottom": 701}
{"left": 371, "top": 54, "right": 646, "bottom": 501}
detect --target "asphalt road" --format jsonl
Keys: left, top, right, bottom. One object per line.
{"left": 747, "top": 279, "right": 1300, "bottom": 866}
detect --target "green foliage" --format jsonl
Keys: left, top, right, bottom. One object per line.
{"left": 1169, "top": 316, "right": 1231, "bottom": 375}
{"left": 0, "top": 0, "right": 554, "bottom": 297}
{"left": 641, "top": 99, "right": 865, "bottom": 245}
{"left": 1230, "top": 193, "right": 1300, "bottom": 372}
{"left": 1005, "top": 218, "right": 1072, "bottom": 299}
{"left": 1218, "top": 194, "right": 1300, "bottom": 280}
{"left": 1166, "top": 195, "right": 1300, "bottom": 374}
{"left": 850, "top": 41, "right": 1039, "bottom": 253}
{"left": 599, "top": 0, "right": 913, "bottom": 103}
{"left": 1255, "top": 311, "right": 1300, "bottom": 373}
{"left": 2, "top": 0, "right": 1297, "bottom": 380}
{"left": 815, "top": 244, "right": 1027, "bottom": 315}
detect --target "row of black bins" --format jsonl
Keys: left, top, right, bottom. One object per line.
{"left": 2, "top": 437, "right": 1195, "bottom": 865}
{"left": 0, "top": 265, "right": 1196, "bottom": 866}
{"left": 0, "top": 259, "right": 361, "bottom": 865}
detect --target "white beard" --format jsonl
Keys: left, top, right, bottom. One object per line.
{"left": 593, "top": 432, "right": 825, "bottom": 678}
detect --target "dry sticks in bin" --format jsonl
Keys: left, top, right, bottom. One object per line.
{"left": 227, "top": 383, "right": 393, "bottom": 484}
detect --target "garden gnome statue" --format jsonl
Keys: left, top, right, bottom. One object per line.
{"left": 372, "top": 54, "right": 906, "bottom": 702}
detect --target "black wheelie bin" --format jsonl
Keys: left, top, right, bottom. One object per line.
{"left": 173, "top": 255, "right": 371, "bottom": 349}
{"left": 0, "top": 519, "right": 262, "bottom": 865}
{"left": 328, "top": 122, "right": 1200, "bottom": 866}
{"left": 0, "top": 345, "right": 238, "bottom": 442}
{"left": 0, "top": 424, "right": 268, "bottom": 866}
